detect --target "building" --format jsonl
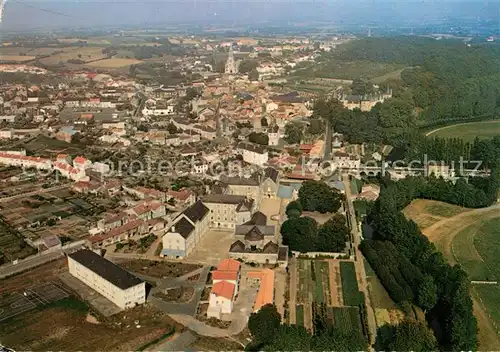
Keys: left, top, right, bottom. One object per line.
{"left": 222, "top": 175, "right": 262, "bottom": 208}
{"left": 229, "top": 212, "right": 288, "bottom": 266}
{"left": 202, "top": 194, "right": 253, "bottom": 230}
{"left": 237, "top": 142, "right": 268, "bottom": 166}
{"left": 67, "top": 249, "right": 146, "bottom": 309}
{"left": 161, "top": 200, "right": 210, "bottom": 258}
{"left": 332, "top": 152, "right": 360, "bottom": 169}
{"left": 225, "top": 47, "right": 238, "bottom": 74}
{"left": 339, "top": 90, "right": 392, "bottom": 112}
{"left": 261, "top": 167, "right": 279, "bottom": 198}
{"left": 247, "top": 269, "right": 275, "bottom": 312}
{"left": 207, "top": 258, "right": 241, "bottom": 319}
{"left": 427, "top": 164, "right": 454, "bottom": 179}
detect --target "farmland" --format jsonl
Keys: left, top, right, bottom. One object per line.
{"left": 0, "top": 55, "right": 35, "bottom": 62}
{"left": 0, "top": 220, "right": 36, "bottom": 264}
{"left": 425, "top": 120, "right": 500, "bottom": 142}
{"left": 291, "top": 258, "right": 366, "bottom": 339}
{"left": 38, "top": 47, "right": 108, "bottom": 65}
{"left": 403, "top": 199, "right": 468, "bottom": 229}
{"left": 85, "top": 58, "right": 143, "bottom": 68}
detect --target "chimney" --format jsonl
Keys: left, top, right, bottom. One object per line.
{"left": 171, "top": 225, "right": 175, "bottom": 232}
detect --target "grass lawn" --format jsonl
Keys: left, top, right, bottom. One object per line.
{"left": 367, "top": 276, "right": 398, "bottom": 310}
{"left": 403, "top": 199, "right": 468, "bottom": 229}
{"left": 472, "top": 218, "right": 500, "bottom": 280}
{"left": 426, "top": 120, "right": 500, "bottom": 142}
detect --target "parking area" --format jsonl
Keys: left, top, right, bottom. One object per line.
{"left": 185, "top": 230, "right": 235, "bottom": 266}
{"left": 0, "top": 282, "right": 70, "bottom": 322}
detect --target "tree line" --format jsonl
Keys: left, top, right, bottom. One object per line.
{"left": 362, "top": 171, "right": 499, "bottom": 350}
{"left": 247, "top": 304, "right": 367, "bottom": 351}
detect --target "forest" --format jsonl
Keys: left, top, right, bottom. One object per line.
{"left": 360, "top": 169, "right": 499, "bottom": 351}
{"left": 335, "top": 37, "right": 500, "bottom": 124}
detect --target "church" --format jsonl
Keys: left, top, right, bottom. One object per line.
{"left": 225, "top": 46, "right": 238, "bottom": 74}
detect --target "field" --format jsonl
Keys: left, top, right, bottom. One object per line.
{"left": 370, "top": 68, "right": 406, "bottom": 84}
{"left": 405, "top": 201, "right": 500, "bottom": 350}
{"left": 38, "top": 47, "right": 108, "bottom": 65}
{"left": 0, "top": 220, "right": 36, "bottom": 264}
{"left": 292, "top": 258, "right": 365, "bottom": 338}
{"left": 85, "top": 58, "right": 143, "bottom": 68}
{"left": 0, "top": 260, "right": 180, "bottom": 351}
{"left": 425, "top": 120, "right": 500, "bottom": 142}
{"left": 0, "top": 55, "right": 35, "bottom": 62}
{"left": 403, "top": 199, "right": 469, "bottom": 229}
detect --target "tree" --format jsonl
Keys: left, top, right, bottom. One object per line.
{"left": 248, "top": 132, "right": 269, "bottom": 145}
{"left": 261, "top": 117, "right": 268, "bottom": 127}
{"left": 298, "top": 180, "right": 342, "bottom": 213}
{"left": 264, "top": 325, "right": 311, "bottom": 351}
{"left": 248, "top": 304, "right": 281, "bottom": 344}
{"left": 350, "top": 78, "right": 375, "bottom": 96}
{"left": 238, "top": 59, "right": 259, "bottom": 74}
{"left": 375, "top": 321, "right": 438, "bottom": 352}
{"left": 284, "top": 121, "right": 304, "bottom": 144}
{"left": 280, "top": 216, "right": 318, "bottom": 252}
{"left": 167, "top": 122, "right": 178, "bottom": 135}
{"left": 316, "top": 214, "right": 350, "bottom": 252}
{"left": 417, "top": 275, "right": 438, "bottom": 312}
{"left": 286, "top": 200, "right": 303, "bottom": 217}
{"left": 248, "top": 68, "right": 259, "bottom": 81}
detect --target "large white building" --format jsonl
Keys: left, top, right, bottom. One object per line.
{"left": 202, "top": 194, "right": 253, "bottom": 230}
{"left": 161, "top": 200, "right": 210, "bottom": 258}
{"left": 67, "top": 249, "right": 146, "bottom": 310}
{"left": 237, "top": 142, "right": 269, "bottom": 166}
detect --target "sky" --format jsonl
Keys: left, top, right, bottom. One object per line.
{"left": 1, "top": 0, "right": 499, "bottom": 31}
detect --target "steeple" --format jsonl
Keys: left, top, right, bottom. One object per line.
{"left": 225, "top": 46, "right": 237, "bottom": 74}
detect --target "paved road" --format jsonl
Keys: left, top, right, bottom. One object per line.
{"left": 0, "top": 250, "right": 64, "bottom": 279}
{"left": 343, "top": 175, "right": 377, "bottom": 347}
{"left": 156, "top": 331, "right": 197, "bottom": 351}
{"left": 148, "top": 266, "right": 210, "bottom": 316}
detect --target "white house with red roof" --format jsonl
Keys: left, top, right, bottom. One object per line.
{"left": 207, "top": 258, "right": 241, "bottom": 319}
{"left": 53, "top": 161, "right": 88, "bottom": 181}
{"left": 73, "top": 156, "right": 92, "bottom": 170}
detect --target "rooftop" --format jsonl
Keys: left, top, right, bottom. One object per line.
{"left": 68, "top": 249, "right": 144, "bottom": 290}
{"left": 211, "top": 280, "right": 235, "bottom": 300}
{"left": 217, "top": 258, "right": 241, "bottom": 272}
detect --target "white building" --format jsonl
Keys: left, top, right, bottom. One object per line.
{"left": 161, "top": 200, "right": 210, "bottom": 258}
{"left": 68, "top": 249, "right": 146, "bottom": 310}
{"left": 201, "top": 194, "right": 253, "bottom": 230}
{"left": 333, "top": 152, "right": 361, "bottom": 169}
{"left": 142, "top": 106, "right": 174, "bottom": 116}
{"left": 237, "top": 142, "right": 268, "bottom": 166}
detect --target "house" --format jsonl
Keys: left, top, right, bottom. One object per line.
{"left": 207, "top": 258, "right": 241, "bottom": 319}
{"left": 333, "top": 152, "right": 360, "bottom": 169}
{"left": 221, "top": 175, "right": 262, "bottom": 208}
{"left": 123, "top": 186, "right": 166, "bottom": 201}
{"left": 68, "top": 249, "right": 146, "bottom": 310}
{"left": 237, "top": 142, "right": 268, "bottom": 166}
{"left": 161, "top": 200, "right": 210, "bottom": 258}
{"left": 86, "top": 220, "right": 148, "bottom": 248}
{"left": 261, "top": 167, "right": 279, "bottom": 199}
{"left": 73, "top": 156, "right": 92, "bottom": 170}
{"left": 207, "top": 281, "right": 236, "bottom": 318}
{"left": 166, "top": 189, "right": 196, "bottom": 208}
{"left": 126, "top": 201, "right": 166, "bottom": 221}
{"left": 201, "top": 194, "right": 254, "bottom": 230}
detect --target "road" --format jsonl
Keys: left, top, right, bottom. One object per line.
{"left": 0, "top": 183, "right": 70, "bottom": 203}
{"left": 0, "top": 250, "right": 64, "bottom": 279}
{"left": 343, "top": 174, "right": 377, "bottom": 347}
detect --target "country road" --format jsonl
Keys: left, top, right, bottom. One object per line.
{"left": 343, "top": 175, "right": 377, "bottom": 347}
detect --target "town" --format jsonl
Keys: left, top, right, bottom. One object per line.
{"left": 0, "top": 17, "right": 499, "bottom": 352}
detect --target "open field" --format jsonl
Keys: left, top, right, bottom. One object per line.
{"left": 39, "top": 47, "right": 107, "bottom": 65}
{"left": 403, "top": 199, "right": 468, "bottom": 229}
{"left": 119, "top": 259, "right": 202, "bottom": 279}
{"left": 85, "top": 58, "right": 143, "bottom": 68}
{"left": 0, "top": 55, "right": 35, "bottom": 62}
{"left": 0, "top": 260, "right": 180, "bottom": 351}
{"left": 0, "top": 220, "right": 36, "bottom": 264}
{"left": 425, "top": 120, "right": 500, "bottom": 142}
{"left": 58, "top": 38, "right": 112, "bottom": 45}
{"left": 370, "top": 68, "right": 406, "bottom": 84}
{"left": 407, "top": 203, "right": 500, "bottom": 350}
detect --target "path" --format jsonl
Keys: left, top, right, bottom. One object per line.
{"left": 343, "top": 175, "right": 377, "bottom": 346}
{"left": 0, "top": 250, "right": 64, "bottom": 279}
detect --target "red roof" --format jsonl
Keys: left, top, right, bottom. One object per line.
{"left": 211, "top": 281, "right": 235, "bottom": 300}
{"left": 212, "top": 270, "right": 239, "bottom": 281}
{"left": 73, "top": 156, "right": 88, "bottom": 164}
{"left": 88, "top": 219, "right": 145, "bottom": 243}
{"left": 167, "top": 189, "right": 193, "bottom": 201}
{"left": 217, "top": 258, "right": 241, "bottom": 272}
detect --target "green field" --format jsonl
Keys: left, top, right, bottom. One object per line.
{"left": 296, "top": 305, "right": 304, "bottom": 326}
{"left": 452, "top": 218, "right": 500, "bottom": 332}
{"left": 340, "top": 261, "right": 363, "bottom": 306}
{"left": 426, "top": 120, "right": 500, "bottom": 142}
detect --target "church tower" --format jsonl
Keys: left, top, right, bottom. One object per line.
{"left": 225, "top": 46, "right": 237, "bottom": 74}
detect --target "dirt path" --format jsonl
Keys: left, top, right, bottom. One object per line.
{"left": 421, "top": 203, "right": 500, "bottom": 349}
{"left": 328, "top": 260, "right": 342, "bottom": 306}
